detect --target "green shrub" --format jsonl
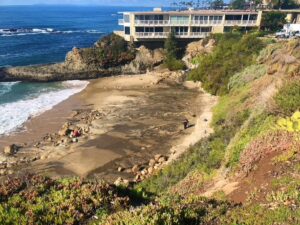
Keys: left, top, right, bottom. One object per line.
{"left": 163, "top": 30, "right": 186, "bottom": 71}
{"left": 164, "top": 57, "right": 186, "bottom": 71}
{"left": 226, "top": 113, "right": 275, "bottom": 169}
{"left": 261, "top": 12, "right": 287, "bottom": 32}
{"left": 136, "top": 139, "right": 212, "bottom": 193}
{"left": 274, "top": 81, "right": 300, "bottom": 115}
{"left": 228, "top": 64, "right": 267, "bottom": 90}
{"left": 79, "top": 33, "right": 136, "bottom": 68}
{"left": 0, "top": 175, "right": 133, "bottom": 225}
{"left": 102, "top": 195, "right": 232, "bottom": 225}
{"left": 189, "top": 33, "right": 264, "bottom": 95}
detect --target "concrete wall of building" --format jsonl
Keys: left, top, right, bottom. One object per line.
{"left": 212, "top": 26, "right": 224, "bottom": 33}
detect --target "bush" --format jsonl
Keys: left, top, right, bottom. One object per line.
{"left": 163, "top": 31, "right": 186, "bottom": 71}
{"left": 189, "top": 33, "right": 264, "bottom": 95}
{"left": 228, "top": 64, "right": 267, "bottom": 90}
{"left": 102, "top": 195, "right": 232, "bottom": 225}
{"left": 79, "top": 34, "right": 136, "bottom": 68}
{"left": 0, "top": 175, "right": 133, "bottom": 225}
{"left": 164, "top": 58, "right": 186, "bottom": 71}
{"left": 274, "top": 81, "right": 300, "bottom": 116}
{"left": 260, "top": 12, "right": 286, "bottom": 32}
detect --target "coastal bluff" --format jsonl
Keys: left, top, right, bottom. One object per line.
{"left": 0, "top": 34, "right": 164, "bottom": 82}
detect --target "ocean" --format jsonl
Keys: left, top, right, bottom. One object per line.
{"left": 0, "top": 5, "right": 150, "bottom": 136}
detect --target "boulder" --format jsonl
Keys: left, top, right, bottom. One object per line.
{"left": 154, "top": 154, "right": 162, "bottom": 162}
{"left": 131, "top": 165, "right": 140, "bottom": 173}
{"left": 121, "top": 46, "right": 164, "bottom": 74}
{"left": 148, "top": 167, "right": 154, "bottom": 174}
{"left": 149, "top": 159, "right": 156, "bottom": 167}
{"left": 3, "top": 144, "right": 18, "bottom": 155}
{"left": 58, "top": 126, "right": 69, "bottom": 136}
{"left": 158, "top": 156, "right": 167, "bottom": 163}
{"left": 114, "top": 177, "right": 123, "bottom": 186}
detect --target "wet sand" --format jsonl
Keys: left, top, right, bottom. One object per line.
{"left": 0, "top": 93, "right": 84, "bottom": 149}
{"left": 1, "top": 73, "right": 216, "bottom": 182}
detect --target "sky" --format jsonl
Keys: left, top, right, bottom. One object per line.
{"left": 0, "top": 0, "right": 173, "bottom": 6}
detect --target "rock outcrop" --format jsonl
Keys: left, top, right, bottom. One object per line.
{"left": 182, "top": 39, "right": 215, "bottom": 69}
{"left": 0, "top": 34, "right": 164, "bottom": 82}
{"left": 121, "top": 46, "right": 164, "bottom": 74}
{"left": 257, "top": 40, "right": 300, "bottom": 77}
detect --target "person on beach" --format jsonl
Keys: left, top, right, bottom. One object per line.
{"left": 183, "top": 119, "right": 189, "bottom": 130}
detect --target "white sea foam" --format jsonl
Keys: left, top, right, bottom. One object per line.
{"left": 0, "top": 28, "right": 103, "bottom": 37}
{"left": 0, "top": 82, "right": 19, "bottom": 96}
{"left": 0, "top": 80, "right": 89, "bottom": 136}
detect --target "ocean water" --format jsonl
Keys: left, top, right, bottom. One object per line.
{"left": 0, "top": 5, "right": 150, "bottom": 136}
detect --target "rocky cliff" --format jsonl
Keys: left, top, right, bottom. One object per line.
{"left": 0, "top": 34, "right": 164, "bottom": 82}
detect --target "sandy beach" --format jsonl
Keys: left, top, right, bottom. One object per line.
{"left": 0, "top": 71, "right": 216, "bottom": 183}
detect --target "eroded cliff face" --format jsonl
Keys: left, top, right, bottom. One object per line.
{"left": 182, "top": 39, "right": 216, "bottom": 69}
{"left": 121, "top": 46, "right": 164, "bottom": 74}
{"left": 257, "top": 40, "right": 300, "bottom": 77}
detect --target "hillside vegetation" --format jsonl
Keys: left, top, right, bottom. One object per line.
{"left": 1, "top": 35, "right": 300, "bottom": 224}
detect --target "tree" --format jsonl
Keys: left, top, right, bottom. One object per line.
{"left": 164, "top": 29, "right": 178, "bottom": 60}
{"left": 210, "top": 0, "right": 224, "bottom": 9}
{"left": 164, "top": 30, "right": 186, "bottom": 71}
{"left": 230, "top": 0, "right": 246, "bottom": 9}
{"left": 271, "top": 0, "right": 299, "bottom": 9}
{"left": 260, "top": 12, "right": 286, "bottom": 32}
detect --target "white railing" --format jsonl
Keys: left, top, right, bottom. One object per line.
{"left": 118, "top": 19, "right": 124, "bottom": 25}
{"left": 135, "top": 32, "right": 210, "bottom": 39}
{"left": 224, "top": 20, "right": 257, "bottom": 25}
{"left": 135, "top": 32, "right": 169, "bottom": 38}
{"left": 170, "top": 21, "right": 190, "bottom": 25}
{"left": 192, "top": 20, "right": 222, "bottom": 25}
{"left": 190, "top": 32, "right": 211, "bottom": 37}
{"left": 175, "top": 32, "right": 189, "bottom": 37}
{"left": 135, "top": 20, "right": 170, "bottom": 25}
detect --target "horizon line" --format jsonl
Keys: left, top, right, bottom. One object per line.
{"left": 0, "top": 4, "right": 167, "bottom": 7}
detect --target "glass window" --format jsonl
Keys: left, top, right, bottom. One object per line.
{"left": 135, "top": 27, "right": 144, "bottom": 32}
{"left": 155, "top": 27, "right": 163, "bottom": 32}
{"left": 124, "top": 15, "right": 130, "bottom": 23}
{"left": 125, "top": 27, "right": 130, "bottom": 35}
{"left": 249, "top": 14, "right": 257, "bottom": 20}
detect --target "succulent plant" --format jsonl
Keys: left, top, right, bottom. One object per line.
{"left": 276, "top": 111, "right": 300, "bottom": 132}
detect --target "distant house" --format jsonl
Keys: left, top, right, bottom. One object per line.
{"left": 114, "top": 7, "right": 300, "bottom": 42}
{"left": 115, "top": 8, "right": 262, "bottom": 42}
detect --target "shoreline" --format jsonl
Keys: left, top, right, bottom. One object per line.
{"left": 0, "top": 72, "right": 216, "bottom": 183}
{"left": 0, "top": 83, "right": 88, "bottom": 150}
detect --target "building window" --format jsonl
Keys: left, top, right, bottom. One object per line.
{"left": 192, "top": 27, "right": 212, "bottom": 32}
{"left": 225, "top": 15, "right": 242, "bottom": 21}
{"left": 170, "top": 16, "right": 189, "bottom": 25}
{"left": 135, "top": 14, "right": 164, "bottom": 21}
{"left": 125, "top": 27, "right": 130, "bottom": 35}
{"left": 124, "top": 15, "right": 130, "bottom": 23}
{"left": 174, "top": 27, "right": 188, "bottom": 35}
{"left": 155, "top": 27, "right": 164, "bottom": 32}
{"left": 249, "top": 14, "right": 257, "bottom": 20}
{"left": 135, "top": 27, "right": 144, "bottom": 32}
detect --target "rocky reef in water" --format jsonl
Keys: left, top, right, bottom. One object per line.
{"left": 0, "top": 34, "right": 165, "bottom": 82}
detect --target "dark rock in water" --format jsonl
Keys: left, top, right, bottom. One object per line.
{"left": 0, "top": 34, "right": 164, "bottom": 82}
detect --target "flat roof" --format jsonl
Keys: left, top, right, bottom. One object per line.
{"left": 123, "top": 10, "right": 259, "bottom": 16}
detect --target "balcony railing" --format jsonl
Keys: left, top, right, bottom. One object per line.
{"left": 135, "top": 32, "right": 169, "bottom": 38}
{"left": 190, "top": 32, "right": 211, "bottom": 37}
{"left": 224, "top": 20, "right": 257, "bottom": 26}
{"left": 191, "top": 20, "right": 222, "bottom": 25}
{"left": 118, "top": 19, "right": 124, "bottom": 25}
{"left": 135, "top": 32, "right": 210, "bottom": 39}
{"left": 135, "top": 20, "right": 170, "bottom": 26}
